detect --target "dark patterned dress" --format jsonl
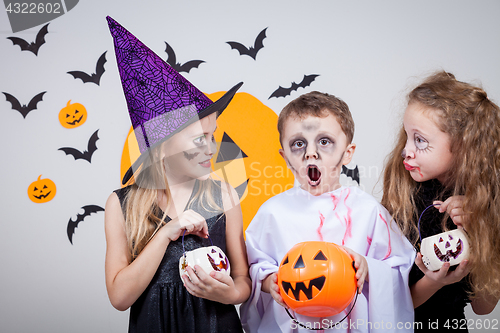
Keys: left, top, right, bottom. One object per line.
{"left": 114, "top": 180, "right": 243, "bottom": 333}
{"left": 410, "top": 179, "right": 472, "bottom": 331}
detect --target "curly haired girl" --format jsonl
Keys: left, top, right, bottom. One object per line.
{"left": 382, "top": 71, "right": 500, "bottom": 331}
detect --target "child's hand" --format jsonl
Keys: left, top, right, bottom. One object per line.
{"left": 434, "top": 196, "right": 468, "bottom": 229}
{"left": 263, "top": 273, "right": 288, "bottom": 308}
{"left": 342, "top": 246, "right": 368, "bottom": 294}
{"left": 415, "top": 252, "right": 470, "bottom": 287}
{"left": 162, "top": 209, "right": 209, "bottom": 242}
{"left": 182, "top": 265, "right": 238, "bottom": 304}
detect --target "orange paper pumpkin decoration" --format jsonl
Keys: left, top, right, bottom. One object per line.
{"left": 209, "top": 92, "right": 294, "bottom": 231}
{"left": 28, "top": 175, "right": 56, "bottom": 203}
{"left": 59, "top": 100, "right": 87, "bottom": 129}
{"left": 120, "top": 92, "right": 294, "bottom": 231}
{"left": 278, "top": 241, "right": 357, "bottom": 317}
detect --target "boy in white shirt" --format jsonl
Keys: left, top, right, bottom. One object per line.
{"left": 241, "top": 91, "right": 415, "bottom": 332}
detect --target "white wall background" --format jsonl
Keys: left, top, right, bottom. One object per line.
{"left": 1, "top": 1, "right": 499, "bottom": 332}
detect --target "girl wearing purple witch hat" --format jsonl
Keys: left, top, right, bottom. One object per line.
{"left": 104, "top": 17, "right": 250, "bottom": 333}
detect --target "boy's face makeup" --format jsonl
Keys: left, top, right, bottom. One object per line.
{"left": 402, "top": 103, "right": 453, "bottom": 183}
{"left": 279, "top": 113, "right": 355, "bottom": 196}
{"left": 162, "top": 113, "right": 217, "bottom": 184}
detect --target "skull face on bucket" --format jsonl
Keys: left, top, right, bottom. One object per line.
{"left": 179, "top": 246, "right": 230, "bottom": 278}
{"left": 277, "top": 241, "right": 357, "bottom": 317}
{"left": 420, "top": 229, "right": 470, "bottom": 271}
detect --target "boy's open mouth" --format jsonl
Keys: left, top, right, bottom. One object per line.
{"left": 307, "top": 165, "right": 321, "bottom": 186}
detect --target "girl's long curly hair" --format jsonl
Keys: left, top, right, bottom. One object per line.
{"left": 382, "top": 71, "right": 500, "bottom": 299}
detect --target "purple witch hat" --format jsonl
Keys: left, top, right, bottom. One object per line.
{"left": 106, "top": 16, "right": 243, "bottom": 185}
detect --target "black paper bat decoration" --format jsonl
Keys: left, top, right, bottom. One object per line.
{"left": 7, "top": 23, "right": 49, "bottom": 55}
{"left": 67, "top": 205, "right": 105, "bottom": 244}
{"left": 164, "top": 42, "right": 205, "bottom": 73}
{"left": 227, "top": 27, "right": 267, "bottom": 60}
{"left": 2, "top": 91, "right": 46, "bottom": 118}
{"left": 58, "top": 129, "right": 99, "bottom": 163}
{"left": 268, "top": 74, "right": 319, "bottom": 99}
{"left": 67, "top": 51, "right": 107, "bottom": 85}
{"left": 342, "top": 165, "right": 360, "bottom": 184}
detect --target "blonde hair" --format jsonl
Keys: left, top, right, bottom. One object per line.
{"left": 382, "top": 71, "right": 500, "bottom": 298}
{"left": 123, "top": 143, "right": 221, "bottom": 260}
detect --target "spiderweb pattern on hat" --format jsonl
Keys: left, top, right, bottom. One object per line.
{"left": 107, "top": 17, "right": 213, "bottom": 153}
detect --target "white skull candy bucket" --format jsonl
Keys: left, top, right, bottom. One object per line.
{"left": 420, "top": 229, "right": 470, "bottom": 271}
{"left": 179, "top": 231, "right": 230, "bottom": 279}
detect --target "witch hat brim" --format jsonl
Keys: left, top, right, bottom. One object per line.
{"left": 122, "top": 81, "right": 243, "bottom": 185}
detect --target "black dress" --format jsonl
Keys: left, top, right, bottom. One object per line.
{"left": 410, "top": 179, "right": 471, "bottom": 331}
{"left": 114, "top": 180, "right": 243, "bottom": 333}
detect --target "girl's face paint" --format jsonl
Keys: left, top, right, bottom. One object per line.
{"left": 279, "top": 114, "right": 355, "bottom": 196}
{"left": 402, "top": 103, "right": 453, "bottom": 183}
{"left": 183, "top": 151, "right": 199, "bottom": 161}
{"left": 162, "top": 113, "right": 218, "bottom": 184}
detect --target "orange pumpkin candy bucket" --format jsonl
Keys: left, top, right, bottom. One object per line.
{"left": 277, "top": 241, "right": 358, "bottom": 327}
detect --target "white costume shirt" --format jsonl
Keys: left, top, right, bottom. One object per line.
{"left": 240, "top": 186, "right": 415, "bottom": 332}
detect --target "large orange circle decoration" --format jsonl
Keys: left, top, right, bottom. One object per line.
{"left": 277, "top": 241, "right": 357, "bottom": 317}
{"left": 59, "top": 100, "right": 87, "bottom": 129}
{"left": 28, "top": 175, "right": 56, "bottom": 203}
{"left": 119, "top": 91, "right": 294, "bottom": 231}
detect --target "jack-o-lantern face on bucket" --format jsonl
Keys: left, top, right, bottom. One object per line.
{"left": 59, "top": 100, "right": 87, "bottom": 129}
{"left": 420, "top": 229, "right": 470, "bottom": 271}
{"left": 434, "top": 234, "right": 463, "bottom": 260}
{"left": 179, "top": 246, "right": 230, "bottom": 279}
{"left": 28, "top": 175, "right": 56, "bottom": 203}
{"left": 278, "top": 241, "right": 357, "bottom": 317}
